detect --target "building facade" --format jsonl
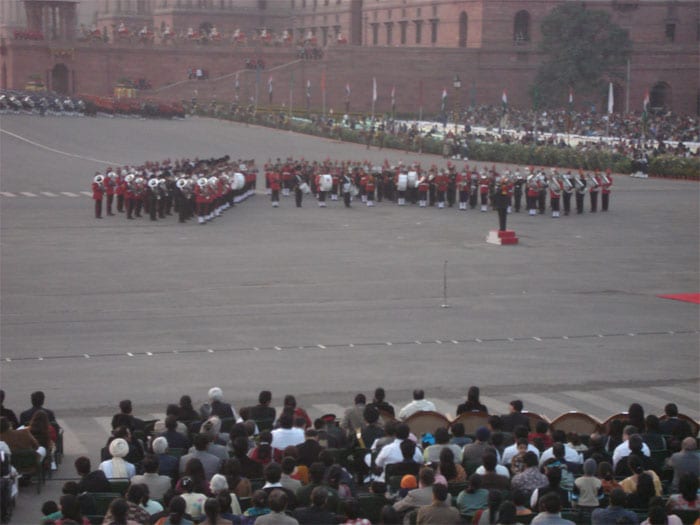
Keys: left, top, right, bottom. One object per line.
{"left": 1, "top": 0, "right": 698, "bottom": 115}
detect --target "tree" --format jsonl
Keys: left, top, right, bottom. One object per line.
{"left": 532, "top": 3, "right": 631, "bottom": 108}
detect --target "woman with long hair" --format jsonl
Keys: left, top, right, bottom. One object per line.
{"left": 456, "top": 386, "right": 488, "bottom": 415}
{"left": 199, "top": 498, "right": 232, "bottom": 525}
{"left": 437, "top": 447, "right": 466, "bottom": 483}
{"left": 153, "top": 496, "right": 193, "bottom": 525}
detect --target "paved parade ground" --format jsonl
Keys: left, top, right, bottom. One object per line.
{"left": 1, "top": 114, "right": 698, "bottom": 522}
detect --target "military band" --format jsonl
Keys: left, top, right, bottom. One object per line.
{"left": 91, "top": 157, "right": 612, "bottom": 224}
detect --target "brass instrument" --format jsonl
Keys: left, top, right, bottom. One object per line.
{"left": 561, "top": 174, "right": 574, "bottom": 192}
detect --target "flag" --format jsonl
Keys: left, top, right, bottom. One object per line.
{"left": 441, "top": 88, "right": 447, "bottom": 113}
{"left": 568, "top": 87, "right": 574, "bottom": 107}
{"left": 607, "top": 82, "right": 614, "bottom": 114}
{"left": 391, "top": 86, "right": 396, "bottom": 112}
{"left": 306, "top": 79, "right": 311, "bottom": 100}
{"left": 501, "top": 89, "right": 508, "bottom": 113}
{"left": 267, "top": 76, "right": 273, "bottom": 104}
{"left": 642, "top": 90, "right": 650, "bottom": 128}
{"left": 345, "top": 83, "right": 351, "bottom": 99}
{"left": 372, "top": 77, "right": 377, "bottom": 103}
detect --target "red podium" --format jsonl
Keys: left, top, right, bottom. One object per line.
{"left": 486, "top": 230, "right": 519, "bottom": 245}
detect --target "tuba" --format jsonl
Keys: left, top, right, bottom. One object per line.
{"left": 561, "top": 174, "right": 574, "bottom": 192}
{"left": 574, "top": 173, "right": 586, "bottom": 192}
{"left": 549, "top": 175, "right": 562, "bottom": 196}
{"left": 599, "top": 173, "right": 610, "bottom": 186}
{"left": 93, "top": 174, "right": 105, "bottom": 190}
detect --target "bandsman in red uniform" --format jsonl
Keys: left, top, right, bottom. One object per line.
{"left": 549, "top": 171, "right": 562, "bottom": 218}
{"left": 104, "top": 170, "right": 116, "bottom": 216}
{"left": 526, "top": 171, "right": 540, "bottom": 216}
{"left": 456, "top": 168, "right": 469, "bottom": 211}
{"left": 435, "top": 170, "right": 449, "bottom": 209}
{"left": 92, "top": 173, "right": 104, "bottom": 219}
{"left": 365, "top": 174, "right": 375, "bottom": 207}
{"left": 418, "top": 174, "right": 430, "bottom": 208}
{"left": 269, "top": 170, "right": 281, "bottom": 207}
{"left": 115, "top": 170, "right": 126, "bottom": 213}
{"left": 479, "top": 171, "right": 490, "bottom": 212}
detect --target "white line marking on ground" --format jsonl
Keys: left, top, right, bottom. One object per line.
{"left": 20, "top": 192, "right": 37, "bottom": 197}
{"left": 0, "top": 129, "right": 118, "bottom": 165}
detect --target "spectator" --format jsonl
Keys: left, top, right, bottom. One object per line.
{"left": 19, "top": 391, "right": 56, "bottom": 426}
{"left": 0, "top": 416, "right": 45, "bottom": 460}
{"left": 435, "top": 447, "right": 466, "bottom": 483}
{"left": 198, "top": 497, "right": 229, "bottom": 525}
{"left": 366, "top": 387, "right": 395, "bottom": 418}
{"left": 597, "top": 461, "right": 621, "bottom": 495}
{"left": 103, "top": 498, "right": 137, "bottom": 525}
{"left": 220, "top": 457, "right": 252, "bottom": 498}
{"left": 271, "top": 413, "right": 305, "bottom": 450}
{"left": 511, "top": 451, "right": 548, "bottom": 498}
{"left": 612, "top": 426, "right": 651, "bottom": 470}
{"left": 152, "top": 495, "right": 193, "bottom": 525}
{"left": 261, "top": 462, "right": 297, "bottom": 509}
{"left": 239, "top": 390, "right": 276, "bottom": 423}
{"left": 476, "top": 452, "right": 510, "bottom": 490}
{"left": 501, "top": 400, "right": 530, "bottom": 432}
{"left": 626, "top": 471, "right": 658, "bottom": 509}
{"left": 398, "top": 390, "right": 436, "bottom": 420}
{"left": 111, "top": 400, "right": 145, "bottom": 432}
{"left": 130, "top": 454, "right": 173, "bottom": 500}
{"left": 666, "top": 436, "right": 700, "bottom": 493}
{"left": 75, "top": 456, "right": 111, "bottom": 493}
{"left": 393, "top": 467, "right": 444, "bottom": 516}
{"left": 642, "top": 415, "right": 666, "bottom": 451}
{"left": 0, "top": 391, "right": 19, "bottom": 429}
{"left": 462, "top": 427, "right": 496, "bottom": 465}
{"left": 416, "top": 482, "right": 460, "bottom": 524}
{"left": 292, "top": 485, "right": 338, "bottom": 524}
{"left": 573, "top": 458, "right": 602, "bottom": 510}
{"left": 619, "top": 455, "right": 662, "bottom": 497}
{"left": 423, "top": 427, "right": 462, "bottom": 464}
{"left": 178, "top": 476, "right": 207, "bottom": 522}
{"left": 475, "top": 489, "right": 502, "bottom": 525}
{"left": 103, "top": 485, "right": 151, "bottom": 525}
{"left": 209, "top": 474, "right": 242, "bottom": 515}
{"left": 591, "top": 487, "right": 639, "bottom": 525}
{"left": 254, "top": 489, "right": 299, "bottom": 525}
{"left": 530, "top": 467, "right": 568, "bottom": 511}
{"left": 361, "top": 406, "right": 385, "bottom": 450}
{"left": 243, "top": 490, "right": 271, "bottom": 520}
{"left": 456, "top": 386, "right": 488, "bottom": 414}
{"left": 179, "top": 434, "right": 220, "bottom": 480}
{"left": 668, "top": 472, "right": 699, "bottom": 510}
{"left": 455, "top": 474, "right": 489, "bottom": 519}
{"left": 99, "top": 437, "right": 136, "bottom": 480}
{"left": 281, "top": 395, "right": 312, "bottom": 429}
{"left": 155, "top": 410, "right": 190, "bottom": 444}
{"left": 280, "top": 456, "right": 302, "bottom": 493}
{"left": 449, "top": 423, "right": 472, "bottom": 448}
{"left": 627, "top": 404, "right": 646, "bottom": 434}
{"left": 202, "top": 387, "right": 241, "bottom": 422}
{"left": 137, "top": 483, "right": 164, "bottom": 516}
{"left": 152, "top": 436, "right": 179, "bottom": 479}
{"left": 529, "top": 421, "right": 553, "bottom": 452}
{"left": 375, "top": 423, "right": 424, "bottom": 479}
{"left": 230, "top": 435, "right": 263, "bottom": 479}
{"left": 177, "top": 395, "right": 200, "bottom": 423}
{"left": 659, "top": 404, "right": 692, "bottom": 444}
{"left": 531, "top": 492, "right": 575, "bottom": 525}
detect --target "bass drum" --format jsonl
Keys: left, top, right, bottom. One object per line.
{"left": 397, "top": 173, "right": 408, "bottom": 191}
{"left": 407, "top": 171, "right": 418, "bottom": 188}
{"left": 319, "top": 174, "right": 333, "bottom": 192}
{"left": 231, "top": 172, "right": 246, "bottom": 190}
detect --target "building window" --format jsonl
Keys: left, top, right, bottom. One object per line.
{"left": 387, "top": 9, "right": 391, "bottom": 19}
{"left": 400, "top": 21, "right": 407, "bottom": 44}
{"left": 514, "top": 10, "right": 530, "bottom": 44}
{"left": 416, "top": 7, "right": 421, "bottom": 17}
{"left": 386, "top": 22, "right": 393, "bottom": 45}
{"left": 372, "top": 22, "right": 379, "bottom": 45}
{"left": 430, "top": 18, "right": 438, "bottom": 44}
{"left": 321, "top": 26, "right": 328, "bottom": 46}
{"left": 432, "top": 5, "right": 437, "bottom": 17}
{"left": 414, "top": 20, "right": 422, "bottom": 44}
{"left": 458, "top": 11, "right": 467, "bottom": 47}
{"left": 665, "top": 23, "right": 676, "bottom": 42}
{"left": 650, "top": 81, "right": 671, "bottom": 109}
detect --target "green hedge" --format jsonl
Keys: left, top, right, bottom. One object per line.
{"left": 648, "top": 155, "right": 700, "bottom": 180}
{"left": 208, "top": 108, "right": 696, "bottom": 177}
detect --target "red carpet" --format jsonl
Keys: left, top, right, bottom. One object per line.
{"left": 657, "top": 293, "right": 700, "bottom": 304}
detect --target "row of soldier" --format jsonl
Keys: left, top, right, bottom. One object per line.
{"left": 262, "top": 158, "right": 613, "bottom": 217}
{"left": 91, "top": 157, "right": 258, "bottom": 224}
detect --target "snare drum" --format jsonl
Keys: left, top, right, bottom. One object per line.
{"left": 299, "top": 182, "right": 311, "bottom": 194}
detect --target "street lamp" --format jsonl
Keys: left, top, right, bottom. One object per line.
{"left": 452, "top": 74, "right": 461, "bottom": 133}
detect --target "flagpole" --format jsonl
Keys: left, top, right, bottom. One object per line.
{"left": 371, "top": 77, "right": 376, "bottom": 122}
{"left": 418, "top": 80, "right": 423, "bottom": 121}
{"left": 322, "top": 66, "right": 326, "bottom": 118}
{"left": 289, "top": 71, "right": 293, "bottom": 120}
